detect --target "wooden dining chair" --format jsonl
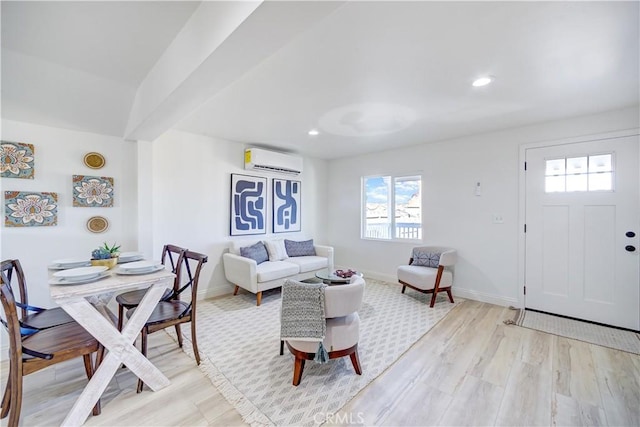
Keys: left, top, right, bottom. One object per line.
{"left": 0, "top": 259, "right": 74, "bottom": 333}
{"left": 126, "top": 250, "right": 208, "bottom": 393}
{"left": 0, "top": 275, "right": 102, "bottom": 427}
{"left": 115, "top": 244, "right": 187, "bottom": 331}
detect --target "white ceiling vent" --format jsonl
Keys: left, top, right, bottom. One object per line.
{"left": 244, "top": 148, "right": 303, "bottom": 175}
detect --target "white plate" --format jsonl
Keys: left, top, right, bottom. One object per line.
{"left": 118, "top": 260, "right": 160, "bottom": 272}
{"left": 50, "top": 258, "right": 91, "bottom": 268}
{"left": 53, "top": 266, "right": 108, "bottom": 282}
{"left": 50, "top": 271, "right": 110, "bottom": 285}
{"left": 48, "top": 262, "right": 91, "bottom": 270}
{"left": 117, "top": 252, "right": 145, "bottom": 263}
{"left": 114, "top": 265, "right": 165, "bottom": 275}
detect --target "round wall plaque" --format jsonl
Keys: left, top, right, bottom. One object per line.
{"left": 87, "top": 216, "right": 109, "bottom": 233}
{"left": 83, "top": 152, "right": 106, "bottom": 169}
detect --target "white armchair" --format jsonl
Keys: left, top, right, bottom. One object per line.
{"left": 283, "top": 276, "right": 365, "bottom": 386}
{"left": 397, "top": 246, "right": 457, "bottom": 307}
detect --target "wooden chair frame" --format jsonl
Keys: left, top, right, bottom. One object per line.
{"left": 116, "top": 244, "right": 187, "bottom": 330}
{"left": 0, "top": 277, "right": 102, "bottom": 426}
{"left": 286, "top": 342, "right": 362, "bottom": 386}
{"left": 128, "top": 250, "right": 208, "bottom": 393}
{"left": 399, "top": 257, "right": 455, "bottom": 308}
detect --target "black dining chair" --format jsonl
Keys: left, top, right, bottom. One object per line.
{"left": 115, "top": 244, "right": 187, "bottom": 331}
{"left": 127, "top": 250, "right": 208, "bottom": 392}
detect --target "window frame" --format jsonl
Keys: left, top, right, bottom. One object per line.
{"left": 361, "top": 173, "right": 423, "bottom": 242}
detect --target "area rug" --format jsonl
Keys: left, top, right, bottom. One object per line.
{"left": 166, "top": 279, "right": 459, "bottom": 426}
{"left": 508, "top": 309, "right": 640, "bottom": 355}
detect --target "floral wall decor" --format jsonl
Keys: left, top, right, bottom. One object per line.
{"left": 230, "top": 174, "right": 267, "bottom": 236}
{"left": 273, "top": 178, "right": 301, "bottom": 233}
{"left": 73, "top": 175, "right": 114, "bottom": 207}
{"left": 1, "top": 141, "right": 34, "bottom": 179}
{"left": 5, "top": 191, "right": 57, "bottom": 227}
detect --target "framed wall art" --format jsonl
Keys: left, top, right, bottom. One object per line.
{"left": 273, "top": 178, "right": 301, "bottom": 233}
{"left": 5, "top": 191, "right": 57, "bottom": 227}
{"left": 73, "top": 175, "right": 114, "bottom": 207}
{"left": 230, "top": 174, "right": 267, "bottom": 236}
{"left": 1, "top": 141, "right": 34, "bottom": 179}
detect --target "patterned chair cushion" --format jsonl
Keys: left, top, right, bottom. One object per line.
{"left": 284, "top": 239, "right": 316, "bottom": 257}
{"left": 411, "top": 249, "right": 441, "bottom": 268}
{"left": 239, "top": 241, "right": 269, "bottom": 264}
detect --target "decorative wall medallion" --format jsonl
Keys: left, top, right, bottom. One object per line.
{"left": 87, "top": 216, "right": 109, "bottom": 233}
{"left": 273, "top": 178, "right": 301, "bottom": 233}
{"left": 230, "top": 174, "right": 267, "bottom": 236}
{"left": 1, "top": 141, "right": 34, "bottom": 179}
{"left": 5, "top": 191, "right": 57, "bottom": 227}
{"left": 83, "top": 152, "right": 106, "bottom": 169}
{"left": 73, "top": 175, "right": 114, "bottom": 207}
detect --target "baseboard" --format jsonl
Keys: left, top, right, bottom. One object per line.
{"left": 198, "top": 284, "right": 235, "bottom": 300}
{"left": 359, "top": 269, "right": 518, "bottom": 308}
{"left": 452, "top": 287, "right": 518, "bottom": 307}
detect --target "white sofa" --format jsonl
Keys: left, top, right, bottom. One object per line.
{"left": 222, "top": 240, "right": 334, "bottom": 306}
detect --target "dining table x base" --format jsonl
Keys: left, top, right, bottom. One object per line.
{"left": 55, "top": 281, "right": 172, "bottom": 427}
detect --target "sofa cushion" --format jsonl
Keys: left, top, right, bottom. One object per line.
{"left": 285, "top": 239, "right": 316, "bottom": 257}
{"left": 264, "top": 239, "right": 289, "bottom": 261}
{"left": 411, "top": 248, "right": 441, "bottom": 267}
{"left": 256, "top": 261, "right": 300, "bottom": 283}
{"left": 240, "top": 242, "right": 269, "bottom": 264}
{"left": 285, "top": 256, "right": 328, "bottom": 273}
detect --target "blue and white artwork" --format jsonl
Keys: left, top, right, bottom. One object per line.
{"left": 230, "top": 174, "right": 267, "bottom": 236}
{"left": 273, "top": 178, "right": 301, "bottom": 233}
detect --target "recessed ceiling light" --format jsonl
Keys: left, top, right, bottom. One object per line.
{"left": 472, "top": 76, "right": 493, "bottom": 87}
{"left": 308, "top": 129, "right": 319, "bottom": 136}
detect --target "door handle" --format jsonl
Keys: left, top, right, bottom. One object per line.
{"left": 625, "top": 245, "right": 636, "bottom": 252}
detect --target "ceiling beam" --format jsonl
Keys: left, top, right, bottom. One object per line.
{"left": 124, "top": 0, "right": 345, "bottom": 142}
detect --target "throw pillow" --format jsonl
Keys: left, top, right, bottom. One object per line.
{"left": 411, "top": 249, "right": 441, "bottom": 268}
{"left": 284, "top": 239, "right": 316, "bottom": 257}
{"left": 239, "top": 241, "right": 269, "bottom": 264}
{"left": 264, "top": 240, "right": 289, "bottom": 261}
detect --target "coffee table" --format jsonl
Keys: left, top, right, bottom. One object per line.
{"left": 315, "top": 269, "right": 362, "bottom": 285}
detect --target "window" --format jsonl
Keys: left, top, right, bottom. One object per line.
{"left": 362, "top": 175, "right": 422, "bottom": 240}
{"left": 545, "top": 153, "right": 613, "bottom": 193}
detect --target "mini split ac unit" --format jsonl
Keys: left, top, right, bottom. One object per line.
{"left": 244, "top": 148, "right": 303, "bottom": 175}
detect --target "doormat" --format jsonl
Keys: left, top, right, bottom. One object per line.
{"left": 506, "top": 308, "right": 640, "bottom": 355}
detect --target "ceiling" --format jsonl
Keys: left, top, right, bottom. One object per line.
{"left": 2, "top": 1, "right": 638, "bottom": 159}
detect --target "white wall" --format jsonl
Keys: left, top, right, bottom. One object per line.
{"left": 327, "top": 106, "right": 640, "bottom": 306}
{"left": 0, "top": 119, "right": 139, "bottom": 304}
{"left": 145, "top": 129, "right": 329, "bottom": 299}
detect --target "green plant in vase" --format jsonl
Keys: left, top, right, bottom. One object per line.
{"left": 91, "top": 242, "right": 120, "bottom": 268}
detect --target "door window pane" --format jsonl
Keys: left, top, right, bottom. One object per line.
{"left": 589, "top": 172, "right": 612, "bottom": 191}
{"left": 589, "top": 154, "right": 612, "bottom": 173}
{"left": 566, "top": 174, "right": 588, "bottom": 192}
{"left": 544, "top": 153, "right": 613, "bottom": 193}
{"left": 545, "top": 176, "right": 565, "bottom": 192}
{"left": 567, "top": 157, "right": 588, "bottom": 175}
{"left": 545, "top": 158, "right": 565, "bottom": 176}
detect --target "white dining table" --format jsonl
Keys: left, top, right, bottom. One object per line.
{"left": 49, "top": 267, "right": 175, "bottom": 427}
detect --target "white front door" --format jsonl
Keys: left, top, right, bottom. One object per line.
{"left": 525, "top": 135, "right": 639, "bottom": 330}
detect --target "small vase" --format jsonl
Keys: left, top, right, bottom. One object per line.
{"left": 90, "top": 257, "right": 118, "bottom": 269}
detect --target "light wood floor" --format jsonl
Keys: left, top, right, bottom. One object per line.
{"left": 2, "top": 300, "right": 638, "bottom": 426}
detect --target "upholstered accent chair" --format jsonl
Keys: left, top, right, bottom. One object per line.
{"left": 283, "top": 276, "right": 366, "bottom": 386}
{"left": 397, "top": 246, "right": 457, "bottom": 307}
